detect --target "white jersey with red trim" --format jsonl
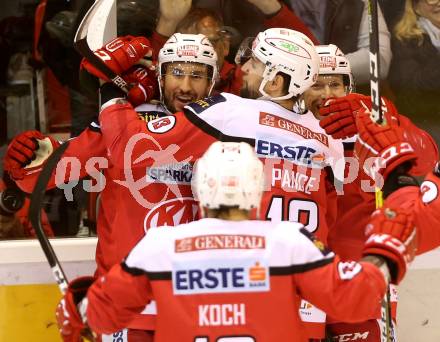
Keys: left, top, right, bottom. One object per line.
{"left": 183, "top": 93, "right": 344, "bottom": 241}
{"left": 86, "top": 219, "right": 387, "bottom": 342}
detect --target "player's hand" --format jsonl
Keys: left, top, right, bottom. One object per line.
{"left": 159, "top": 0, "right": 192, "bottom": 24}
{"left": 123, "top": 66, "right": 158, "bottom": 107}
{"left": 319, "top": 93, "right": 398, "bottom": 139}
{"left": 363, "top": 207, "right": 417, "bottom": 284}
{"left": 81, "top": 35, "right": 153, "bottom": 82}
{"left": 355, "top": 109, "right": 417, "bottom": 180}
{"left": 56, "top": 276, "right": 95, "bottom": 342}
{"left": 3, "top": 131, "right": 58, "bottom": 180}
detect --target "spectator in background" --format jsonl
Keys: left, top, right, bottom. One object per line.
{"left": 379, "top": 0, "right": 406, "bottom": 29}
{"left": 388, "top": 0, "right": 440, "bottom": 145}
{"left": 283, "top": 0, "right": 392, "bottom": 93}
{"left": 152, "top": 0, "right": 318, "bottom": 94}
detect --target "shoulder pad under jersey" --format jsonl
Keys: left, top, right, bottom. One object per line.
{"left": 135, "top": 103, "right": 168, "bottom": 122}
{"left": 184, "top": 93, "right": 227, "bottom": 114}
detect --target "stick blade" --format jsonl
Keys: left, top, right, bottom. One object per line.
{"left": 74, "top": 0, "right": 117, "bottom": 50}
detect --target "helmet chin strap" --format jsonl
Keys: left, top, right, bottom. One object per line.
{"left": 257, "top": 66, "right": 296, "bottom": 101}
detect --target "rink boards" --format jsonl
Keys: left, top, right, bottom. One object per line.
{"left": 0, "top": 238, "right": 439, "bottom": 342}
{"left": 0, "top": 238, "right": 97, "bottom": 342}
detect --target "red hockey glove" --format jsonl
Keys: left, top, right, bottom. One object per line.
{"left": 3, "top": 131, "right": 59, "bottom": 180}
{"left": 354, "top": 109, "right": 417, "bottom": 181}
{"left": 363, "top": 208, "right": 417, "bottom": 284}
{"left": 56, "top": 276, "right": 95, "bottom": 342}
{"left": 81, "top": 35, "right": 153, "bottom": 82}
{"left": 319, "top": 93, "right": 398, "bottom": 139}
{"left": 123, "top": 66, "right": 157, "bottom": 107}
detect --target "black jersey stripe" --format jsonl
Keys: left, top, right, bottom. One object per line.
{"left": 183, "top": 108, "right": 255, "bottom": 146}
{"left": 269, "top": 256, "right": 334, "bottom": 275}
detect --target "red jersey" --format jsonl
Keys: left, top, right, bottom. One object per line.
{"left": 329, "top": 114, "right": 439, "bottom": 261}
{"left": 14, "top": 103, "right": 168, "bottom": 277}
{"left": 386, "top": 170, "right": 440, "bottom": 254}
{"left": 86, "top": 219, "right": 387, "bottom": 341}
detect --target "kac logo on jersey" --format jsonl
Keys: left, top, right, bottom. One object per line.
{"left": 420, "top": 180, "right": 438, "bottom": 204}
{"left": 256, "top": 139, "right": 317, "bottom": 165}
{"left": 144, "top": 197, "right": 199, "bottom": 231}
{"left": 147, "top": 116, "right": 176, "bottom": 133}
{"left": 172, "top": 259, "right": 270, "bottom": 295}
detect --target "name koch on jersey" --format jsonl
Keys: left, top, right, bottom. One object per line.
{"left": 172, "top": 258, "right": 270, "bottom": 295}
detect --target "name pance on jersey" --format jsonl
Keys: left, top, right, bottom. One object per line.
{"left": 272, "top": 166, "right": 318, "bottom": 194}
{"left": 198, "top": 303, "right": 246, "bottom": 326}
{"left": 173, "top": 260, "right": 270, "bottom": 295}
{"left": 256, "top": 140, "right": 317, "bottom": 165}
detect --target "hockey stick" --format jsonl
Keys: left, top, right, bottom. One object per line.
{"left": 74, "top": 0, "right": 129, "bottom": 93}
{"left": 29, "top": 141, "right": 70, "bottom": 294}
{"left": 367, "top": 1, "right": 394, "bottom": 341}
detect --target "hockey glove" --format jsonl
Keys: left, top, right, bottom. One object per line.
{"left": 319, "top": 93, "right": 398, "bottom": 139}
{"left": 363, "top": 208, "right": 417, "bottom": 284}
{"left": 81, "top": 35, "right": 153, "bottom": 82}
{"left": 56, "top": 276, "right": 95, "bottom": 342}
{"left": 3, "top": 130, "right": 60, "bottom": 180}
{"left": 354, "top": 109, "right": 417, "bottom": 181}
{"left": 123, "top": 66, "right": 158, "bottom": 107}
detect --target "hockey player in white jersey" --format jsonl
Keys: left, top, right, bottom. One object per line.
{"left": 181, "top": 28, "right": 345, "bottom": 242}
{"left": 56, "top": 141, "right": 417, "bottom": 342}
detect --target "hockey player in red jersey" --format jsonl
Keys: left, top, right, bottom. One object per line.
{"left": 4, "top": 34, "right": 219, "bottom": 341}
{"left": 301, "top": 44, "right": 438, "bottom": 341}
{"left": 302, "top": 44, "right": 437, "bottom": 259}
{"left": 3, "top": 33, "right": 218, "bottom": 275}
{"left": 55, "top": 141, "right": 417, "bottom": 342}
{"left": 354, "top": 109, "right": 440, "bottom": 254}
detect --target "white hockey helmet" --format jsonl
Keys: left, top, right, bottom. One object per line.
{"left": 316, "top": 44, "right": 354, "bottom": 93}
{"left": 251, "top": 28, "right": 319, "bottom": 100}
{"left": 158, "top": 33, "right": 219, "bottom": 95}
{"left": 192, "top": 142, "right": 264, "bottom": 212}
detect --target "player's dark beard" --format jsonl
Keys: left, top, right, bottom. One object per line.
{"left": 240, "top": 84, "right": 260, "bottom": 100}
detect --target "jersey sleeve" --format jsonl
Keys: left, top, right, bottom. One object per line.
{"left": 86, "top": 262, "right": 153, "bottom": 335}
{"left": 295, "top": 256, "right": 386, "bottom": 322}
{"left": 279, "top": 226, "right": 386, "bottom": 323}
{"left": 14, "top": 127, "right": 107, "bottom": 193}
{"left": 398, "top": 114, "right": 438, "bottom": 176}
{"left": 385, "top": 170, "right": 440, "bottom": 254}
